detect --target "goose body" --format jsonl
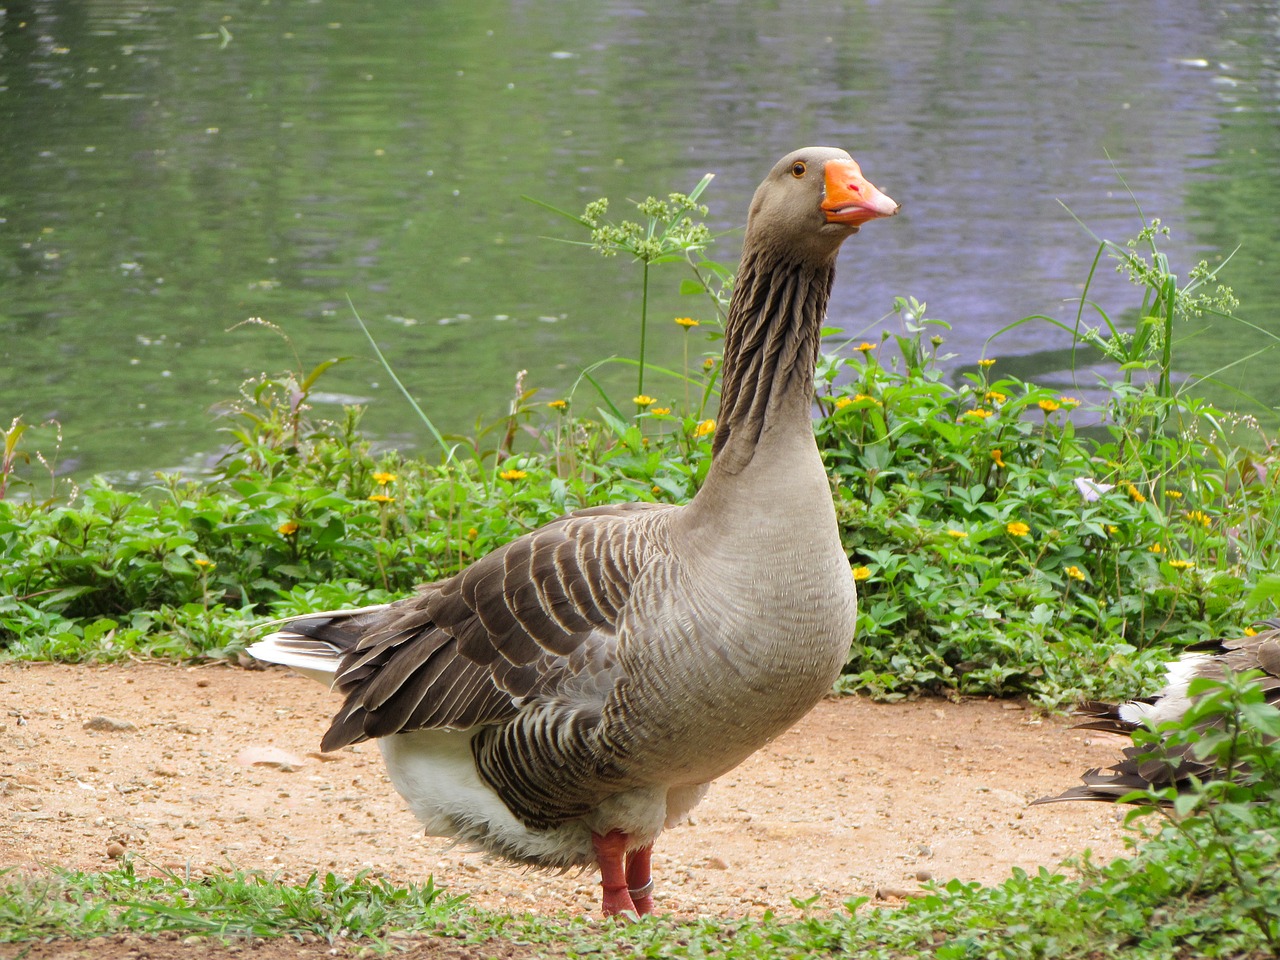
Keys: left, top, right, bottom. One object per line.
{"left": 248, "top": 148, "right": 899, "bottom": 915}
{"left": 1036, "top": 619, "right": 1280, "bottom": 804}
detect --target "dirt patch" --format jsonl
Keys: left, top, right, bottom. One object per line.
{"left": 1, "top": 661, "right": 1131, "bottom": 924}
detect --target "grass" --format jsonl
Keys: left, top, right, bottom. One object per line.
{"left": 4, "top": 790, "right": 1279, "bottom": 958}
{"left": 2, "top": 177, "right": 1279, "bottom": 954}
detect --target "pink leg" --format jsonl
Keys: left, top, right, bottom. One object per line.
{"left": 625, "top": 844, "right": 655, "bottom": 915}
{"left": 591, "top": 830, "right": 636, "bottom": 917}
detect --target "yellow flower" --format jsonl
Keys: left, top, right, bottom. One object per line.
{"left": 984, "top": 390, "right": 1007, "bottom": 404}
{"left": 650, "top": 406, "right": 671, "bottom": 415}
{"left": 1164, "top": 490, "right": 1182, "bottom": 500}
{"left": 652, "top": 485, "right": 662, "bottom": 495}
{"left": 1065, "top": 565, "right": 1085, "bottom": 581}
{"left": 1168, "top": 559, "right": 1195, "bottom": 571}
{"left": 1125, "top": 483, "right": 1147, "bottom": 504}
{"left": 855, "top": 342, "right": 878, "bottom": 353}
{"left": 946, "top": 529, "right": 969, "bottom": 539}
{"left": 498, "top": 468, "right": 528, "bottom": 482}
{"left": 853, "top": 393, "right": 882, "bottom": 406}
{"left": 368, "top": 493, "right": 395, "bottom": 504}
{"left": 964, "top": 408, "right": 993, "bottom": 420}
{"left": 1149, "top": 542, "right": 1164, "bottom": 553}
{"left": 193, "top": 558, "right": 215, "bottom": 568}
{"left": 1038, "top": 399, "right": 1060, "bottom": 413}
{"left": 834, "top": 396, "right": 853, "bottom": 410}
{"left": 466, "top": 527, "right": 478, "bottom": 539}
{"left": 1245, "top": 626, "right": 1259, "bottom": 637}
{"left": 633, "top": 395, "right": 656, "bottom": 408}
{"left": 693, "top": 419, "right": 716, "bottom": 438}
{"left": 1107, "top": 525, "right": 1119, "bottom": 534}
{"left": 990, "top": 449, "right": 1006, "bottom": 468}
{"left": 372, "top": 471, "right": 397, "bottom": 485}
{"left": 674, "top": 317, "right": 700, "bottom": 328}
{"left": 1184, "top": 509, "right": 1211, "bottom": 528}
{"left": 278, "top": 521, "right": 299, "bottom": 535}
{"left": 978, "top": 358, "right": 996, "bottom": 368}
{"left": 548, "top": 399, "right": 568, "bottom": 410}
{"left": 1059, "top": 396, "right": 1080, "bottom": 408}
{"left": 852, "top": 565, "right": 872, "bottom": 581}
{"left": 1006, "top": 521, "right": 1031, "bottom": 537}
{"left": 702, "top": 357, "right": 716, "bottom": 371}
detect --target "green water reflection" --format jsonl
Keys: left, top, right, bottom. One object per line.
{"left": 1, "top": 1, "right": 1276, "bottom": 480}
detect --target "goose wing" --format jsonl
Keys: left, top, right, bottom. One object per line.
{"left": 301, "top": 501, "right": 674, "bottom": 751}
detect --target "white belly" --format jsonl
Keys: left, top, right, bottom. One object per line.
{"left": 378, "top": 729, "right": 708, "bottom": 868}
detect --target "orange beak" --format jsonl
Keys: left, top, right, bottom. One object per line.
{"left": 820, "top": 159, "right": 899, "bottom": 226}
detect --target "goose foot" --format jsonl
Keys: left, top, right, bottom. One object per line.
{"left": 593, "top": 830, "right": 653, "bottom": 918}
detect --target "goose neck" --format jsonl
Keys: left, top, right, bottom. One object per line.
{"left": 709, "top": 249, "right": 835, "bottom": 475}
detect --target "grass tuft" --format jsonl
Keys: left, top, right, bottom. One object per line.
{"left": 0, "top": 863, "right": 468, "bottom": 944}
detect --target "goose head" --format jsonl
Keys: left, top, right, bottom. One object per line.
{"left": 746, "top": 146, "right": 899, "bottom": 261}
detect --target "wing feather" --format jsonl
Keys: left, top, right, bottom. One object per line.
{"left": 291, "top": 502, "right": 674, "bottom": 750}
{"left": 1036, "top": 620, "right": 1280, "bottom": 804}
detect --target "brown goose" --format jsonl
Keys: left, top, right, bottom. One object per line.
{"left": 1036, "top": 619, "right": 1280, "bottom": 804}
{"left": 247, "top": 147, "right": 899, "bottom": 916}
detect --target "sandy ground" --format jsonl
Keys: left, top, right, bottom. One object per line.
{"left": 0, "top": 660, "right": 1135, "bottom": 926}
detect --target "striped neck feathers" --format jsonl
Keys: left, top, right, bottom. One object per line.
{"left": 711, "top": 247, "right": 835, "bottom": 474}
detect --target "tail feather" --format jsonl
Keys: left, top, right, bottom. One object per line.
{"left": 247, "top": 604, "right": 391, "bottom": 686}
{"left": 247, "top": 633, "right": 344, "bottom": 686}
{"left": 1031, "top": 766, "right": 1150, "bottom": 804}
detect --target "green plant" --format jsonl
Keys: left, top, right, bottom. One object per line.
{"left": 1, "top": 416, "right": 27, "bottom": 501}
{"left": 811, "top": 215, "right": 1279, "bottom": 706}
{"left": 528, "top": 172, "right": 730, "bottom": 397}
{"left": 1116, "top": 668, "right": 1280, "bottom": 951}
{"left": 0, "top": 863, "right": 465, "bottom": 943}
{"left": 996, "top": 210, "right": 1268, "bottom": 481}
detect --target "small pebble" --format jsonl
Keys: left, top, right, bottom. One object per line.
{"left": 106, "top": 841, "right": 126, "bottom": 859}
{"left": 915, "top": 870, "right": 933, "bottom": 882}
{"left": 84, "top": 716, "right": 137, "bottom": 733}
{"left": 705, "top": 856, "right": 729, "bottom": 870}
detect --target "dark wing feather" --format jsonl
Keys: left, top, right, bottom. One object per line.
{"left": 1070, "top": 699, "right": 1152, "bottom": 736}
{"left": 1035, "top": 621, "right": 1280, "bottom": 805}
{"left": 298, "top": 501, "right": 672, "bottom": 750}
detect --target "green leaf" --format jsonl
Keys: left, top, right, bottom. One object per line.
{"left": 1172, "top": 791, "right": 1203, "bottom": 818}
{"left": 1244, "top": 573, "right": 1280, "bottom": 610}
{"left": 299, "top": 357, "right": 349, "bottom": 392}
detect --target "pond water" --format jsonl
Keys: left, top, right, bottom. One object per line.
{"left": 1, "top": 0, "right": 1277, "bottom": 481}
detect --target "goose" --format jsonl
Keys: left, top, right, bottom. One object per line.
{"left": 1035, "top": 619, "right": 1280, "bottom": 804}
{"left": 247, "top": 147, "right": 900, "bottom": 916}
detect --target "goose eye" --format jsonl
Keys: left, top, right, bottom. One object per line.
{"left": 790, "top": 161, "right": 806, "bottom": 178}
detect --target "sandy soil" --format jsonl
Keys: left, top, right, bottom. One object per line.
{"left": 2, "top": 661, "right": 1135, "bottom": 956}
